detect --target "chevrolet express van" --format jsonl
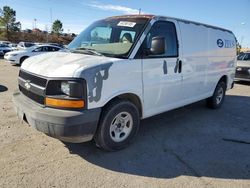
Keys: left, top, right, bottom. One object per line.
{"left": 13, "top": 15, "right": 236, "bottom": 151}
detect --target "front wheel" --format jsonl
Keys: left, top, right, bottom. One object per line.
{"left": 19, "top": 56, "right": 28, "bottom": 66}
{"left": 94, "top": 99, "right": 140, "bottom": 151}
{"left": 206, "top": 81, "right": 226, "bottom": 109}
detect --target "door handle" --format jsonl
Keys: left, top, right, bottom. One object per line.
{"left": 174, "top": 59, "right": 179, "bottom": 73}
{"left": 178, "top": 60, "right": 182, "bottom": 73}
{"left": 163, "top": 60, "right": 168, "bottom": 74}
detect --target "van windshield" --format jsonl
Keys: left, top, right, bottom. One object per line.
{"left": 67, "top": 17, "right": 149, "bottom": 58}
{"left": 237, "top": 53, "right": 250, "bottom": 61}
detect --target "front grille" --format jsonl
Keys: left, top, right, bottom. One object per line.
{"left": 19, "top": 85, "right": 45, "bottom": 104}
{"left": 235, "top": 67, "right": 250, "bottom": 79}
{"left": 19, "top": 70, "right": 47, "bottom": 104}
{"left": 19, "top": 70, "right": 47, "bottom": 87}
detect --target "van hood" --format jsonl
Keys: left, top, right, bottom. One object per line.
{"left": 237, "top": 60, "right": 250, "bottom": 68}
{"left": 21, "top": 52, "right": 119, "bottom": 77}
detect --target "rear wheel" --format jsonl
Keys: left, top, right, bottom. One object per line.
{"left": 20, "top": 56, "right": 28, "bottom": 66}
{"left": 206, "top": 81, "right": 226, "bottom": 109}
{"left": 95, "top": 99, "right": 140, "bottom": 151}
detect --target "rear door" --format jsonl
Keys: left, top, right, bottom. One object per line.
{"left": 138, "top": 20, "right": 183, "bottom": 117}
{"left": 178, "top": 22, "right": 209, "bottom": 101}
{"left": 48, "top": 46, "right": 61, "bottom": 52}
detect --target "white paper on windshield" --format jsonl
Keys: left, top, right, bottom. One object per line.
{"left": 117, "top": 21, "right": 136, "bottom": 28}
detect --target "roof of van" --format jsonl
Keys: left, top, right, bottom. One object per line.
{"left": 106, "top": 14, "right": 233, "bottom": 34}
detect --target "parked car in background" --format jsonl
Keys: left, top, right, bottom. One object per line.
{"left": 48, "top": 43, "right": 65, "bottom": 48}
{"left": 0, "top": 44, "right": 12, "bottom": 56}
{"left": 35, "top": 42, "right": 45, "bottom": 46}
{"left": 17, "top": 42, "right": 35, "bottom": 50}
{"left": 0, "top": 41, "right": 11, "bottom": 45}
{"left": 8, "top": 43, "right": 18, "bottom": 51}
{"left": 235, "top": 52, "right": 250, "bottom": 82}
{"left": 4, "top": 44, "right": 62, "bottom": 65}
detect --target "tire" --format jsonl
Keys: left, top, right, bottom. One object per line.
{"left": 20, "top": 56, "right": 28, "bottom": 66}
{"left": 94, "top": 99, "right": 140, "bottom": 151}
{"left": 206, "top": 81, "right": 226, "bottom": 109}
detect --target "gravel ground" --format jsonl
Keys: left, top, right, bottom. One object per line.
{"left": 0, "top": 58, "right": 250, "bottom": 188}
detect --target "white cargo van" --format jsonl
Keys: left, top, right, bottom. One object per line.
{"left": 13, "top": 15, "right": 236, "bottom": 151}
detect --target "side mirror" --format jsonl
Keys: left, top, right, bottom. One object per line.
{"left": 150, "top": 36, "right": 166, "bottom": 55}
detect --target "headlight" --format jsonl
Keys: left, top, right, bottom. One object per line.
{"left": 61, "top": 81, "right": 70, "bottom": 95}
{"left": 236, "top": 67, "right": 242, "bottom": 71}
{"left": 46, "top": 79, "right": 86, "bottom": 109}
{"left": 10, "top": 54, "right": 18, "bottom": 56}
{"left": 60, "top": 81, "right": 83, "bottom": 97}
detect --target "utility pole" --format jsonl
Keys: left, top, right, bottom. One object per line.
{"left": 139, "top": 8, "right": 141, "bottom": 15}
{"left": 34, "top": 19, "right": 37, "bottom": 29}
{"left": 50, "top": 8, "right": 53, "bottom": 24}
{"left": 45, "top": 25, "right": 49, "bottom": 42}
{"left": 50, "top": 8, "right": 53, "bottom": 33}
{"left": 240, "top": 22, "right": 246, "bottom": 47}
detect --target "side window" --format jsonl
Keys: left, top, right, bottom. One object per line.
{"left": 33, "top": 47, "right": 42, "bottom": 52}
{"left": 90, "top": 27, "right": 112, "bottom": 44}
{"left": 48, "top": 47, "right": 60, "bottom": 51}
{"left": 140, "top": 21, "right": 178, "bottom": 58}
{"left": 53, "top": 47, "right": 60, "bottom": 51}
{"left": 119, "top": 30, "right": 136, "bottom": 43}
{"left": 42, "top": 46, "right": 49, "bottom": 52}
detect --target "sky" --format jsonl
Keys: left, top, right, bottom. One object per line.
{"left": 0, "top": 0, "right": 249, "bottom": 47}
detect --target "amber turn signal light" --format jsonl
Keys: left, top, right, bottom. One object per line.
{"left": 45, "top": 97, "right": 84, "bottom": 108}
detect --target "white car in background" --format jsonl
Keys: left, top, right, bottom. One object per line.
{"left": 235, "top": 52, "right": 250, "bottom": 81}
{"left": 17, "top": 42, "right": 35, "bottom": 50}
{"left": 4, "top": 45, "right": 62, "bottom": 65}
{"left": 0, "top": 41, "right": 11, "bottom": 45}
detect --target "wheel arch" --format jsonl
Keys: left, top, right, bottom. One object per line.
{"left": 19, "top": 56, "right": 29, "bottom": 65}
{"left": 219, "top": 75, "right": 228, "bottom": 86}
{"left": 102, "top": 93, "right": 143, "bottom": 118}
{"left": 211, "top": 75, "right": 228, "bottom": 94}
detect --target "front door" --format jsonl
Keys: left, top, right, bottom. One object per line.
{"left": 138, "top": 20, "right": 183, "bottom": 118}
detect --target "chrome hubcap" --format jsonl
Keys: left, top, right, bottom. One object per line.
{"left": 109, "top": 112, "right": 133, "bottom": 142}
{"left": 216, "top": 87, "right": 224, "bottom": 104}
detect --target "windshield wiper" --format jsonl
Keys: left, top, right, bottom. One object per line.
{"left": 72, "top": 47, "right": 103, "bottom": 56}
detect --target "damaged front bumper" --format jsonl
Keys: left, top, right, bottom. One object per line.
{"left": 12, "top": 91, "right": 101, "bottom": 143}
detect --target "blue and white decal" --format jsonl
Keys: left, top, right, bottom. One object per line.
{"left": 224, "top": 40, "right": 235, "bottom": 48}
{"left": 217, "top": 39, "right": 224, "bottom": 48}
{"left": 217, "top": 39, "right": 235, "bottom": 48}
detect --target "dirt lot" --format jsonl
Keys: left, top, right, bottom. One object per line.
{"left": 0, "top": 58, "right": 250, "bottom": 188}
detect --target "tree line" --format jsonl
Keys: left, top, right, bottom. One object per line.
{"left": 0, "top": 6, "right": 65, "bottom": 40}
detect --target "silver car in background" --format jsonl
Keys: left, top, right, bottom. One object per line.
{"left": 0, "top": 43, "right": 12, "bottom": 56}
{"left": 235, "top": 52, "right": 250, "bottom": 82}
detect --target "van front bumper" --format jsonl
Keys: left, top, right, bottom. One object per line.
{"left": 13, "top": 91, "right": 101, "bottom": 143}
{"left": 235, "top": 67, "right": 250, "bottom": 82}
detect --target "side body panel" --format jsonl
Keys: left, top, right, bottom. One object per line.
{"left": 178, "top": 21, "right": 236, "bottom": 106}
{"left": 178, "top": 21, "right": 209, "bottom": 102}
{"left": 207, "top": 28, "right": 236, "bottom": 91}
{"left": 77, "top": 59, "right": 143, "bottom": 112}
